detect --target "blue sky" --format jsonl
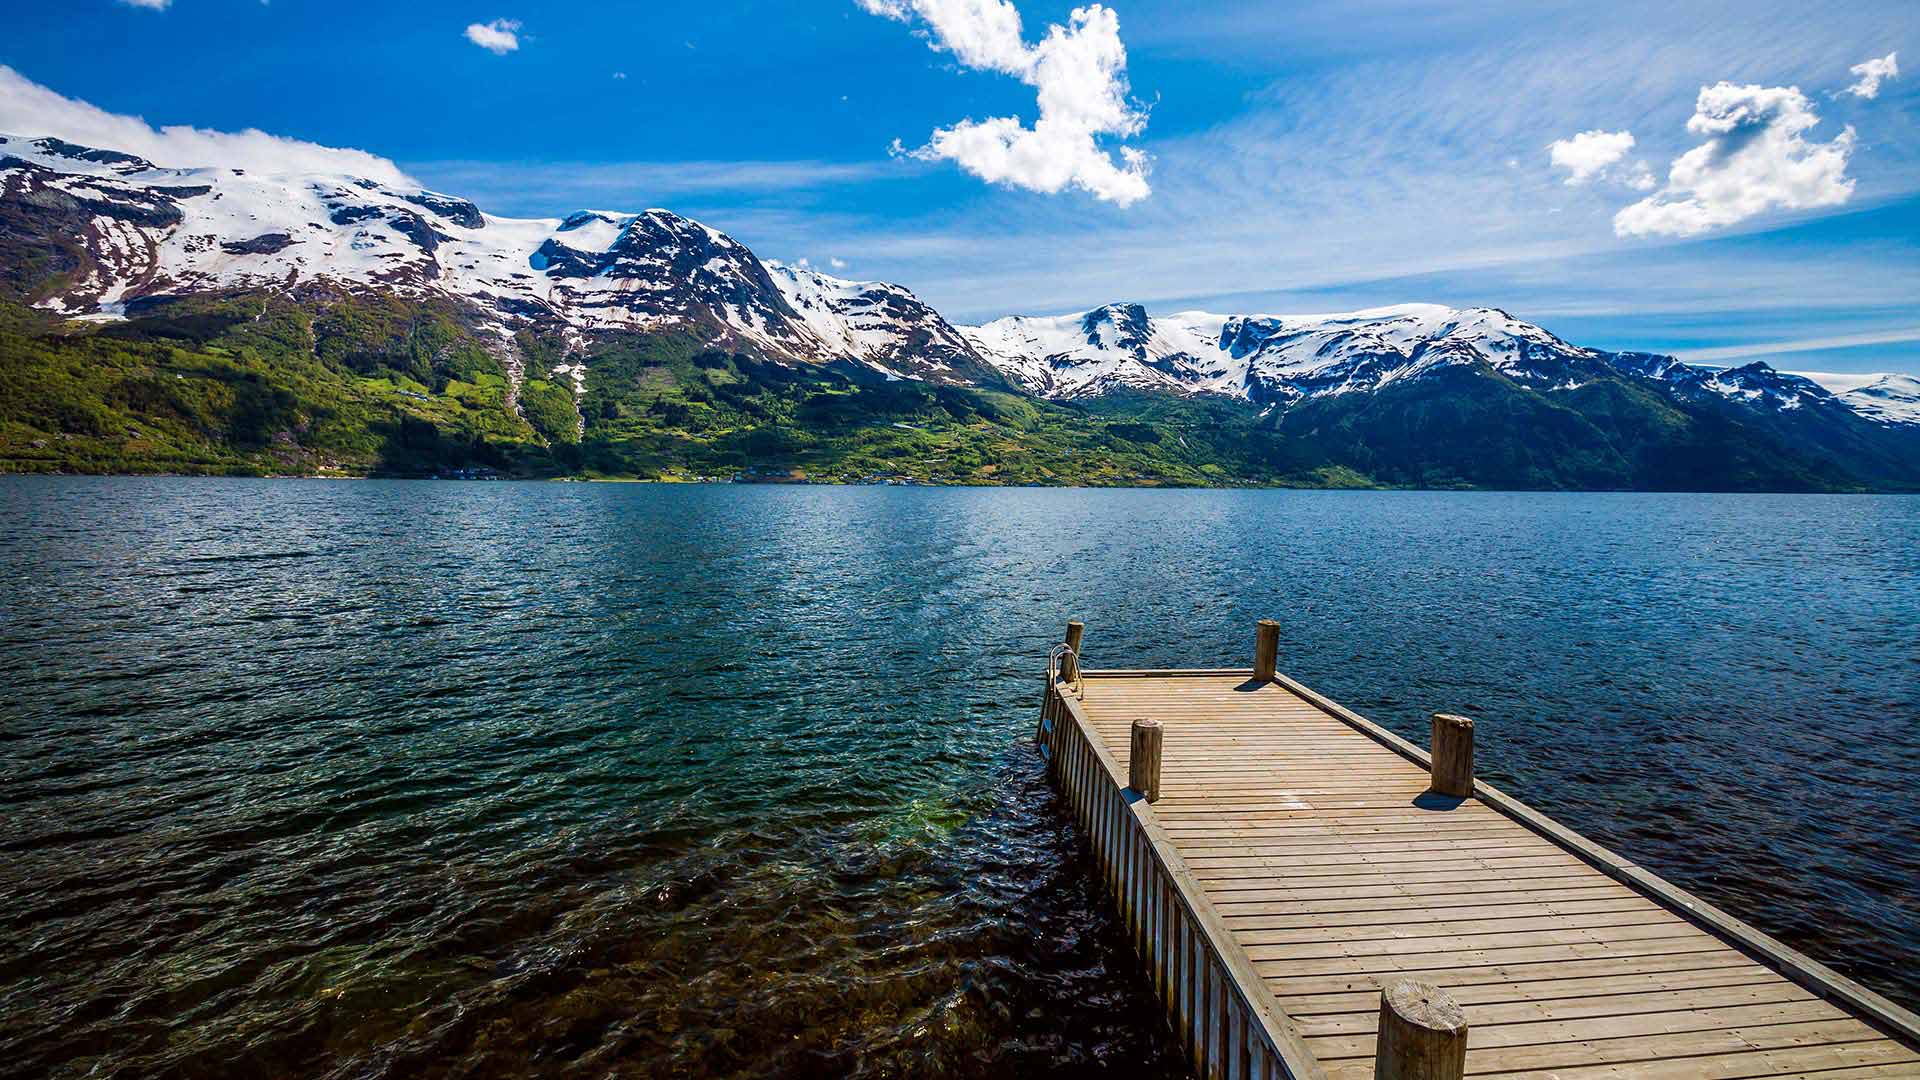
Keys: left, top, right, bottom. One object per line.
{"left": 3, "top": 0, "right": 1916, "bottom": 373}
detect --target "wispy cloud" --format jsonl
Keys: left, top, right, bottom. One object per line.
{"left": 859, "top": 0, "right": 1150, "bottom": 206}
{"left": 410, "top": 157, "right": 908, "bottom": 215}
{"left": 1681, "top": 327, "right": 1920, "bottom": 364}
{"left": 0, "top": 65, "right": 415, "bottom": 185}
{"left": 464, "top": 18, "right": 522, "bottom": 55}
{"left": 116, "top": 0, "right": 169, "bottom": 9}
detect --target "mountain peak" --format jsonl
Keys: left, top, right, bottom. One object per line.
{"left": 0, "top": 134, "right": 157, "bottom": 176}
{"left": 1080, "top": 302, "right": 1153, "bottom": 353}
{"left": 1838, "top": 373, "right": 1920, "bottom": 425}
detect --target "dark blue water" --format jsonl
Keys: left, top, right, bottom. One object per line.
{"left": 1, "top": 479, "right": 1915, "bottom": 1078}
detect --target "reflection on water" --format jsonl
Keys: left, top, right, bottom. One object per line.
{"left": 0, "top": 479, "right": 1915, "bottom": 1078}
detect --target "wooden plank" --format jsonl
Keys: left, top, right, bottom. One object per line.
{"left": 1186, "top": 845, "right": 1572, "bottom": 872}
{"left": 1199, "top": 858, "right": 1592, "bottom": 886}
{"left": 1323, "top": 1038, "right": 1920, "bottom": 1079}
{"left": 1232, "top": 908, "right": 1679, "bottom": 948}
{"left": 1211, "top": 882, "right": 1643, "bottom": 910}
{"left": 1275, "top": 961, "right": 1790, "bottom": 1018}
{"left": 1305, "top": 997, "right": 1851, "bottom": 1059}
{"left": 1206, "top": 867, "right": 1601, "bottom": 897}
{"left": 1292, "top": 980, "right": 1815, "bottom": 1036}
{"left": 1243, "top": 921, "right": 1718, "bottom": 964}
{"left": 1263, "top": 945, "right": 1760, "bottom": 999}
{"left": 1225, "top": 897, "right": 1661, "bottom": 933}
{"left": 1204, "top": 862, "right": 1598, "bottom": 888}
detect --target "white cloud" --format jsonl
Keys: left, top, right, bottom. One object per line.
{"left": 859, "top": 1, "right": 1151, "bottom": 206}
{"left": 829, "top": 257, "right": 848, "bottom": 270}
{"left": 0, "top": 66, "right": 418, "bottom": 185}
{"left": 118, "top": 0, "right": 170, "bottom": 9}
{"left": 1844, "top": 51, "right": 1899, "bottom": 99}
{"left": 464, "top": 19, "right": 522, "bottom": 55}
{"left": 1614, "top": 82, "right": 1854, "bottom": 238}
{"left": 1548, "top": 130, "right": 1655, "bottom": 190}
{"left": 1547, "top": 129, "right": 1635, "bottom": 185}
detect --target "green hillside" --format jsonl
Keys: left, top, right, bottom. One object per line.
{"left": 0, "top": 290, "right": 1891, "bottom": 491}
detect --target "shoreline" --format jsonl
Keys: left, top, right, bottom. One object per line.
{"left": 1, "top": 470, "right": 1913, "bottom": 495}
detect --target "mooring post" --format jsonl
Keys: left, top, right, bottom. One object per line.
{"left": 1062, "top": 620, "right": 1085, "bottom": 683}
{"left": 1429, "top": 713, "right": 1475, "bottom": 797}
{"left": 1128, "top": 718, "right": 1163, "bottom": 802}
{"left": 1374, "top": 979, "right": 1467, "bottom": 1080}
{"left": 1254, "top": 619, "right": 1280, "bottom": 682}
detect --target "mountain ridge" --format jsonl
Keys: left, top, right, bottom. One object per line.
{"left": 2, "top": 131, "right": 1916, "bottom": 489}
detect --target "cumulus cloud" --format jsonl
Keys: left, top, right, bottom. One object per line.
{"left": 1547, "top": 129, "right": 1642, "bottom": 186}
{"left": 1614, "top": 82, "right": 1854, "bottom": 238}
{"left": 0, "top": 66, "right": 417, "bottom": 186}
{"left": 859, "top": 0, "right": 1151, "bottom": 206}
{"left": 1844, "top": 52, "right": 1899, "bottom": 99}
{"left": 464, "top": 18, "right": 522, "bottom": 55}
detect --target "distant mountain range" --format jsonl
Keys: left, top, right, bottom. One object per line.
{"left": 965, "top": 301, "right": 1918, "bottom": 422}
{"left": 2, "top": 132, "right": 1916, "bottom": 489}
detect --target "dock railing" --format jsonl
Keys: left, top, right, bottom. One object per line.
{"left": 1039, "top": 666, "right": 1327, "bottom": 1080}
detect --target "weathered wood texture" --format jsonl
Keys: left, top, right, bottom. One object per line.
{"left": 1042, "top": 669, "right": 1920, "bottom": 1080}
{"left": 1254, "top": 621, "right": 1280, "bottom": 684}
{"left": 1428, "top": 714, "right": 1473, "bottom": 799}
{"left": 1130, "top": 718, "right": 1164, "bottom": 803}
{"left": 1373, "top": 980, "right": 1466, "bottom": 1080}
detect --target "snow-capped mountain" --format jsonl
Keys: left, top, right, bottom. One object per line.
{"left": 961, "top": 303, "right": 1231, "bottom": 398}
{"left": 964, "top": 302, "right": 1650, "bottom": 404}
{"left": 1803, "top": 372, "right": 1920, "bottom": 426}
{"left": 1617, "top": 358, "right": 1920, "bottom": 427}
{"left": 765, "top": 261, "right": 1000, "bottom": 385}
{"left": 0, "top": 133, "right": 989, "bottom": 385}
{"left": 961, "top": 301, "right": 1919, "bottom": 427}
{"left": 4, "top": 130, "right": 1913, "bottom": 440}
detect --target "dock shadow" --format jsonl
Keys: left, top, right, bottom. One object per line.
{"left": 1410, "top": 791, "right": 1468, "bottom": 812}
{"left": 1232, "top": 678, "right": 1265, "bottom": 692}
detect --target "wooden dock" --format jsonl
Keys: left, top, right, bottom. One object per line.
{"left": 1036, "top": 622, "right": 1920, "bottom": 1079}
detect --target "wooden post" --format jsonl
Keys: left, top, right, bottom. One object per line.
{"left": 1063, "top": 621, "right": 1085, "bottom": 683}
{"left": 1253, "top": 619, "right": 1280, "bottom": 682}
{"left": 1373, "top": 979, "right": 1467, "bottom": 1079}
{"left": 1430, "top": 713, "right": 1475, "bottom": 798}
{"left": 1129, "top": 719, "right": 1163, "bottom": 802}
